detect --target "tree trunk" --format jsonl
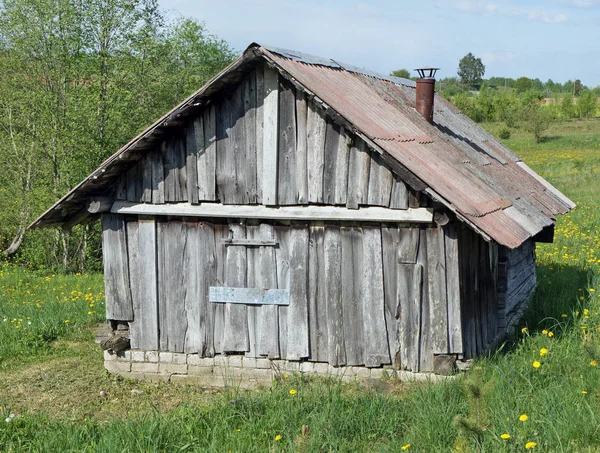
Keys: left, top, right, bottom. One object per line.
{"left": 2, "top": 227, "right": 25, "bottom": 256}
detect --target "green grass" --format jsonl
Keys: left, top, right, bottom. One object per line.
{"left": 2, "top": 119, "right": 600, "bottom": 451}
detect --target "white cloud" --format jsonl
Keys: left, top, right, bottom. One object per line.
{"left": 481, "top": 51, "right": 516, "bottom": 64}
{"left": 448, "top": 1, "right": 569, "bottom": 23}
{"left": 559, "top": 0, "right": 600, "bottom": 8}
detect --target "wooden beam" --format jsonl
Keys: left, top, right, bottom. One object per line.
{"left": 86, "top": 197, "right": 114, "bottom": 214}
{"left": 262, "top": 66, "right": 279, "bottom": 205}
{"left": 111, "top": 201, "right": 433, "bottom": 223}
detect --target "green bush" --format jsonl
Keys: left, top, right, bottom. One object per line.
{"left": 498, "top": 127, "right": 511, "bottom": 140}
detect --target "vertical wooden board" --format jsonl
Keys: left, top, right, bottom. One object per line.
{"left": 245, "top": 224, "right": 259, "bottom": 358}
{"left": 398, "top": 263, "right": 423, "bottom": 372}
{"left": 323, "top": 225, "right": 345, "bottom": 366}
{"left": 417, "top": 228, "right": 432, "bottom": 371}
{"left": 186, "top": 119, "right": 200, "bottom": 205}
{"left": 126, "top": 162, "right": 142, "bottom": 202}
{"left": 444, "top": 223, "right": 463, "bottom": 355}
{"left": 262, "top": 66, "right": 279, "bottom": 205}
{"left": 306, "top": 101, "right": 326, "bottom": 203}
{"left": 341, "top": 227, "right": 364, "bottom": 366}
{"left": 102, "top": 214, "right": 133, "bottom": 321}
{"left": 255, "top": 66, "right": 264, "bottom": 203}
{"left": 308, "top": 225, "right": 327, "bottom": 361}
{"left": 389, "top": 175, "right": 409, "bottom": 210}
{"left": 362, "top": 227, "right": 391, "bottom": 367}
{"left": 275, "top": 225, "right": 290, "bottom": 359}
{"left": 184, "top": 220, "right": 201, "bottom": 353}
{"left": 471, "top": 232, "right": 483, "bottom": 355}
{"left": 256, "top": 223, "right": 280, "bottom": 358}
{"left": 286, "top": 225, "right": 310, "bottom": 360}
{"left": 334, "top": 128, "right": 350, "bottom": 205}
{"left": 426, "top": 227, "right": 449, "bottom": 355}
{"left": 295, "top": 89, "right": 308, "bottom": 204}
{"left": 126, "top": 220, "right": 141, "bottom": 348}
{"left": 322, "top": 121, "right": 340, "bottom": 205}
{"left": 212, "top": 224, "right": 227, "bottom": 353}
{"left": 198, "top": 222, "right": 217, "bottom": 357}
{"left": 346, "top": 140, "right": 371, "bottom": 209}
{"left": 367, "top": 151, "right": 393, "bottom": 206}
{"left": 277, "top": 80, "right": 297, "bottom": 205}
{"left": 381, "top": 225, "right": 400, "bottom": 367}
{"left": 163, "top": 221, "right": 188, "bottom": 352}
{"left": 459, "top": 226, "right": 475, "bottom": 359}
{"left": 201, "top": 106, "right": 217, "bottom": 201}
{"left": 150, "top": 149, "right": 165, "bottom": 204}
{"left": 141, "top": 154, "right": 153, "bottom": 203}
{"left": 162, "top": 140, "right": 180, "bottom": 202}
{"left": 176, "top": 137, "right": 188, "bottom": 202}
{"left": 222, "top": 223, "right": 249, "bottom": 352}
{"left": 115, "top": 174, "right": 127, "bottom": 200}
{"left": 137, "top": 219, "right": 159, "bottom": 350}
{"left": 398, "top": 228, "right": 420, "bottom": 264}
{"left": 243, "top": 75, "right": 258, "bottom": 204}
{"left": 157, "top": 220, "right": 168, "bottom": 350}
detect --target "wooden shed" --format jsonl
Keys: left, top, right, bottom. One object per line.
{"left": 31, "top": 44, "right": 574, "bottom": 382}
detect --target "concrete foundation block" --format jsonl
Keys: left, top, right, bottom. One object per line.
{"left": 255, "top": 358, "right": 271, "bottom": 369}
{"left": 172, "top": 353, "right": 187, "bottom": 365}
{"left": 229, "top": 355, "right": 243, "bottom": 368}
{"left": 214, "top": 355, "right": 229, "bottom": 367}
{"left": 146, "top": 351, "right": 159, "bottom": 363}
{"left": 300, "top": 362, "right": 315, "bottom": 373}
{"left": 116, "top": 350, "right": 131, "bottom": 360}
{"left": 131, "top": 350, "right": 145, "bottom": 362}
{"left": 131, "top": 362, "right": 159, "bottom": 374}
{"left": 313, "top": 362, "right": 329, "bottom": 375}
{"left": 105, "top": 360, "right": 131, "bottom": 373}
{"left": 188, "top": 365, "right": 214, "bottom": 376}
{"left": 104, "top": 350, "right": 116, "bottom": 361}
{"left": 354, "top": 367, "right": 372, "bottom": 380}
{"left": 159, "top": 352, "right": 173, "bottom": 363}
{"left": 145, "top": 373, "right": 170, "bottom": 383}
{"left": 160, "top": 363, "right": 188, "bottom": 375}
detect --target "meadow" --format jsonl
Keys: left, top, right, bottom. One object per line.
{"left": 1, "top": 119, "right": 600, "bottom": 452}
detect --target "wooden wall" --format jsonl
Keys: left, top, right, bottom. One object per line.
{"left": 102, "top": 213, "right": 465, "bottom": 372}
{"left": 114, "top": 63, "right": 417, "bottom": 210}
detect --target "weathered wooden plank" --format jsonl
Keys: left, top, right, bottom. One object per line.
{"left": 277, "top": 80, "right": 298, "bottom": 205}
{"left": 212, "top": 224, "right": 228, "bottom": 354}
{"left": 243, "top": 74, "right": 258, "bottom": 203}
{"left": 126, "top": 220, "right": 141, "bottom": 348}
{"left": 102, "top": 214, "right": 133, "bottom": 321}
{"left": 262, "top": 67, "right": 279, "bottom": 205}
{"left": 199, "top": 222, "right": 217, "bottom": 357}
{"left": 346, "top": 140, "right": 371, "bottom": 209}
{"left": 322, "top": 121, "right": 340, "bottom": 205}
{"left": 141, "top": 154, "right": 153, "bottom": 203}
{"left": 150, "top": 149, "right": 165, "bottom": 204}
{"left": 163, "top": 138, "right": 187, "bottom": 202}
{"left": 295, "top": 89, "right": 308, "bottom": 204}
{"left": 222, "top": 223, "right": 249, "bottom": 352}
{"left": 417, "top": 227, "right": 432, "bottom": 371}
{"left": 308, "top": 224, "right": 327, "bottom": 362}
{"left": 128, "top": 218, "right": 159, "bottom": 350}
{"left": 200, "top": 106, "right": 217, "bottom": 201}
{"left": 209, "top": 287, "right": 289, "bottom": 305}
{"left": 367, "top": 151, "right": 393, "bottom": 206}
{"left": 245, "top": 224, "right": 259, "bottom": 358}
{"left": 471, "top": 231, "right": 483, "bottom": 356}
{"left": 398, "top": 263, "right": 423, "bottom": 372}
{"left": 286, "top": 225, "right": 310, "bottom": 360}
{"left": 426, "top": 227, "right": 449, "bottom": 355}
{"left": 255, "top": 66, "right": 264, "bottom": 203}
{"left": 459, "top": 226, "right": 475, "bottom": 359}
{"left": 256, "top": 223, "right": 280, "bottom": 358}
{"left": 275, "top": 225, "right": 290, "bottom": 359}
{"left": 398, "top": 227, "right": 420, "bottom": 264}
{"left": 184, "top": 220, "right": 201, "bottom": 353}
{"left": 157, "top": 220, "right": 168, "bottom": 350}
{"left": 341, "top": 227, "right": 364, "bottom": 366}
{"left": 115, "top": 173, "right": 127, "bottom": 200}
{"left": 444, "top": 223, "right": 463, "bottom": 355}
{"left": 186, "top": 120, "right": 200, "bottom": 204}
{"left": 126, "top": 162, "right": 142, "bottom": 202}
{"left": 307, "top": 101, "right": 326, "bottom": 203}
{"left": 381, "top": 225, "right": 400, "bottom": 367}
{"left": 362, "top": 226, "right": 391, "bottom": 367}
{"left": 334, "top": 128, "right": 350, "bottom": 205}
{"left": 389, "top": 175, "right": 409, "bottom": 210}
{"left": 324, "top": 225, "right": 345, "bottom": 366}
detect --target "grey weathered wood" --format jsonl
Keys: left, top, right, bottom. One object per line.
{"left": 199, "top": 106, "right": 217, "bottom": 201}
{"left": 128, "top": 218, "right": 159, "bottom": 350}
{"left": 243, "top": 74, "right": 258, "bottom": 203}
{"left": 306, "top": 101, "right": 326, "bottom": 203}
{"left": 255, "top": 66, "right": 264, "bottom": 203}
{"left": 223, "top": 238, "right": 277, "bottom": 246}
{"left": 444, "top": 223, "right": 463, "bottom": 355}
{"left": 417, "top": 228, "right": 432, "bottom": 371}
{"left": 346, "top": 140, "right": 371, "bottom": 209}
{"left": 184, "top": 221, "right": 201, "bottom": 353}
{"left": 341, "top": 227, "right": 364, "bottom": 365}
{"left": 427, "top": 227, "right": 449, "bottom": 355}
{"left": 389, "top": 175, "right": 409, "bottom": 210}
{"left": 256, "top": 223, "right": 280, "bottom": 358}
{"left": 367, "top": 151, "right": 393, "bottom": 206}
{"left": 362, "top": 226, "right": 390, "bottom": 367}
{"left": 102, "top": 214, "right": 133, "bottom": 321}
{"left": 286, "top": 225, "right": 310, "bottom": 360}
{"left": 198, "top": 222, "right": 217, "bottom": 357}
{"left": 140, "top": 154, "right": 153, "bottom": 203}
{"left": 398, "top": 263, "right": 423, "bottom": 372}
{"left": 245, "top": 224, "right": 259, "bottom": 358}
{"left": 334, "top": 128, "right": 350, "bottom": 205}
{"left": 381, "top": 225, "right": 400, "bottom": 367}
{"left": 324, "top": 226, "right": 345, "bottom": 366}
{"left": 398, "top": 228, "right": 420, "bottom": 264}
{"left": 163, "top": 138, "right": 187, "bottom": 202}
{"left": 308, "top": 224, "right": 327, "bottom": 361}
{"left": 322, "top": 121, "right": 340, "bottom": 205}
{"left": 209, "top": 287, "right": 289, "bottom": 305}
{"left": 275, "top": 225, "right": 291, "bottom": 359}
{"left": 222, "top": 223, "right": 249, "bottom": 352}
{"left": 86, "top": 197, "right": 113, "bottom": 214}
{"left": 115, "top": 173, "right": 127, "bottom": 200}
{"left": 150, "top": 149, "right": 165, "bottom": 204}
{"left": 262, "top": 66, "right": 279, "bottom": 205}
{"left": 295, "top": 89, "right": 308, "bottom": 204}
{"left": 277, "top": 80, "right": 298, "bottom": 205}
{"left": 126, "top": 162, "right": 142, "bottom": 202}
{"left": 212, "top": 224, "right": 228, "bottom": 354}
{"left": 157, "top": 221, "right": 168, "bottom": 350}
{"left": 186, "top": 121, "right": 200, "bottom": 204}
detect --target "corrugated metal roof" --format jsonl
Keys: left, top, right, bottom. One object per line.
{"left": 30, "top": 43, "right": 574, "bottom": 249}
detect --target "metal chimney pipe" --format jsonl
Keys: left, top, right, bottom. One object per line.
{"left": 415, "top": 68, "right": 439, "bottom": 124}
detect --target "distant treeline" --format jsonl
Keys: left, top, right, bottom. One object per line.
{"left": 0, "top": 0, "right": 236, "bottom": 271}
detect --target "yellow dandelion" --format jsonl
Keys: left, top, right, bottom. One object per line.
{"left": 590, "top": 360, "right": 597, "bottom": 367}
{"left": 533, "top": 361, "right": 541, "bottom": 369}
{"left": 525, "top": 441, "right": 537, "bottom": 449}
{"left": 561, "top": 314, "right": 568, "bottom": 318}
{"left": 548, "top": 331, "right": 554, "bottom": 337}
{"left": 582, "top": 391, "right": 588, "bottom": 395}
{"left": 401, "top": 444, "right": 411, "bottom": 451}
{"left": 539, "top": 348, "right": 548, "bottom": 357}
{"left": 283, "top": 374, "right": 289, "bottom": 379}
{"left": 519, "top": 414, "right": 528, "bottom": 422}
{"left": 64, "top": 319, "right": 69, "bottom": 324}
{"left": 521, "top": 327, "right": 528, "bottom": 334}
{"left": 590, "top": 288, "right": 595, "bottom": 293}
{"left": 289, "top": 389, "right": 297, "bottom": 396}
{"left": 542, "top": 329, "right": 548, "bottom": 335}
{"left": 275, "top": 434, "right": 282, "bottom": 441}
{"left": 500, "top": 433, "right": 511, "bottom": 440}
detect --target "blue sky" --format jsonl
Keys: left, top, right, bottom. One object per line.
{"left": 158, "top": 0, "right": 600, "bottom": 87}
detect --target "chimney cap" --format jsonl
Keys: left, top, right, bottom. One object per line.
{"left": 415, "top": 68, "right": 439, "bottom": 79}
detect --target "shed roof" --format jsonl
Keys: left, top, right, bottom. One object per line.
{"left": 30, "top": 43, "right": 574, "bottom": 248}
